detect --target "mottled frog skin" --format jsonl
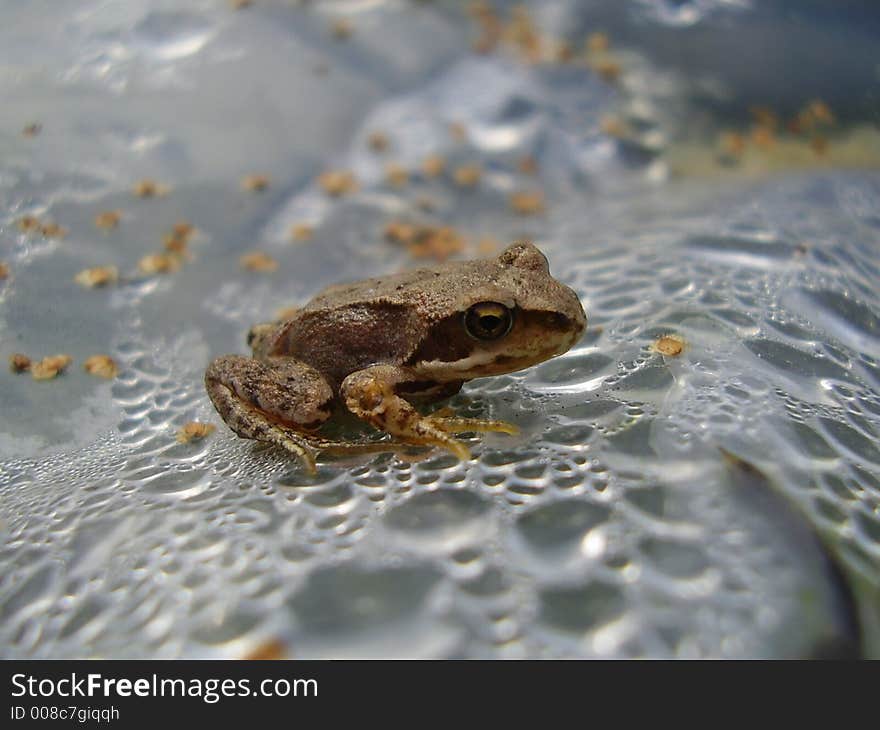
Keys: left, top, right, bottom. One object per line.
{"left": 205, "top": 241, "right": 587, "bottom": 471}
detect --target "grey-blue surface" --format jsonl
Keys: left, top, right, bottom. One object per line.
{"left": 1, "top": 0, "right": 878, "bottom": 658}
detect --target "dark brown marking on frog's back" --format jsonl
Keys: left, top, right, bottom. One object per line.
{"left": 277, "top": 301, "right": 422, "bottom": 390}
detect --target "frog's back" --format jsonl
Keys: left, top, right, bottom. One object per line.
{"left": 301, "top": 259, "right": 493, "bottom": 317}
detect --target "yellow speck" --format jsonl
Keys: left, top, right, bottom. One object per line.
{"left": 132, "top": 179, "right": 170, "bottom": 198}
{"left": 84, "top": 354, "right": 119, "bottom": 379}
{"left": 807, "top": 100, "right": 834, "bottom": 126}
{"left": 31, "top": 354, "right": 73, "bottom": 380}
{"left": 162, "top": 221, "right": 197, "bottom": 254}
{"left": 468, "top": 2, "right": 502, "bottom": 55}
{"left": 452, "top": 163, "right": 482, "bottom": 187}
{"left": 654, "top": 334, "right": 685, "bottom": 357}
{"left": 367, "top": 131, "right": 389, "bottom": 153}
{"left": 384, "top": 221, "right": 418, "bottom": 245}
{"left": 40, "top": 222, "right": 67, "bottom": 239}
{"left": 290, "top": 224, "right": 313, "bottom": 242}
{"left": 600, "top": 116, "right": 629, "bottom": 139}
{"left": 242, "top": 638, "right": 287, "bottom": 661}
{"left": 74, "top": 266, "right": 118, "bottom": 288}
{"left": 318, "top": 170, "right": 358, "bottom": 197}
{"left": 94, "top": 210, "right": 122, "bottom": 230}
{"left": 384, "top": 221, "right": 465, "bottom": 262}
{"left": 408, "top": 226, "right": 465, "bottom": 262}
{"left": 17, "top": 215, "right": 41, "bottom": 233}
{"left": 331, "top": 18, "right": 353, "bottom": 41}
{"left": 586, "top": 31, "right": 610, "bottom": 54}
{"left": 162, "top": 236, "right": 186, "bottom": 255}
{"left": 592, "top": 58, "right": 621, "bottom": 83}
{"left": 719, "top": 131, "right": 746, "bottom": 159}
{"left": 240, "top": 251, "right": 278, "bottom": 273}
{"left": 177, "top": 422, "right": 216, "bottom": 443}
{"left": 241, "top": 173, "right": 270, "bottom": 192}
{"left": 9, "top": 353, "right": 31, "bottom": 373}
{"left": 504, "top": 5, "right": 542, "bottom": 63}
{"left": 421, "top": 154, "right": 446, "bottom": 178}
{"left": 509, "top": 190, "right": 545, "bottom": 215}
{"left": 139, "top": 253, "right": 182, "bottom": 275}
{"left": 172, "top": 220, "right": 196, "bottom": 239}
{"left": 384, "top": 163, "right": 409, "bottom": 188}
{"left": 750, "top": 125, "right": 776, "bottom": 149}
{"left": 555, "top": 40, "right": 575, "bottom": 63}
{"left": 448, "top": 121, "right": 468, "bottom": 142}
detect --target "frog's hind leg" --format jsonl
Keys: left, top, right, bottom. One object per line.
{"left": 206, "top": 383, "right": 318, "bottom": 472}
{"left": 205, "top": 355, "right": 334, "bottom": 473}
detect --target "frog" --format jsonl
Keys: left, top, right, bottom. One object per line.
{"left": 205, "top": 241, "right": 586, "bottom": 473}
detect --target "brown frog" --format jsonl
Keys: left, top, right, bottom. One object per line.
{"left": 205, "top": 241, "right": 586, "bottom": 472}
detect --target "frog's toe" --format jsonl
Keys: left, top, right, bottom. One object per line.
{"left": 437, "top": 437, "right": 471, "bottom": 463}
{"left": 346, "top": 434, "right": 470, "bottom": 464}
{"left": 251, "top": 433, "right": 318, "bottom": 473}
{"left": 281, "top": 438, "right": 317, "bottom": 474}
{"left": 426, "top": 414, "right": 520, "bottom": 437}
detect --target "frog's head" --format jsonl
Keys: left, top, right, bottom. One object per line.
{"left": 409, "top": 241, "right": 587, "bottom": 381}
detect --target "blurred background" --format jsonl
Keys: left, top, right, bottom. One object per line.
{"left": 1, "top": 0, "right": 879, "bottom": 658}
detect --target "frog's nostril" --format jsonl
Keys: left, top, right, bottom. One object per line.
{"left": 544, "top": 312, "right": 571, "bottom": 331}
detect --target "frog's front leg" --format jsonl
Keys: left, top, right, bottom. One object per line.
{"left": 205, "top": 355, "right": 334, "bottom": 472}
{"left": 341, "top": 365, "right": 516, "bottom": 462}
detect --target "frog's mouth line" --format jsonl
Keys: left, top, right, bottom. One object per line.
{"left": 413, "top": 336, "right": 574, "bottom": 381}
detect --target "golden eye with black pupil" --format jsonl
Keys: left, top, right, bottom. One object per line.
{"left": 464, "top": 302, "right": 513, "bottom": 340}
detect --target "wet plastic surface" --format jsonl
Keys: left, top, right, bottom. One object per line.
{"left": 1, "top": 1, "right": 879, "bottom": 658}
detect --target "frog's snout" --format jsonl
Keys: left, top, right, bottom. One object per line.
{"left": 558, "top": 284, "right": 588, "bottom": 337}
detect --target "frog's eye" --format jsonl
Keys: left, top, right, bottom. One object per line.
{"left": 464, "top": 302, "right": 514, "bottom": 341}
